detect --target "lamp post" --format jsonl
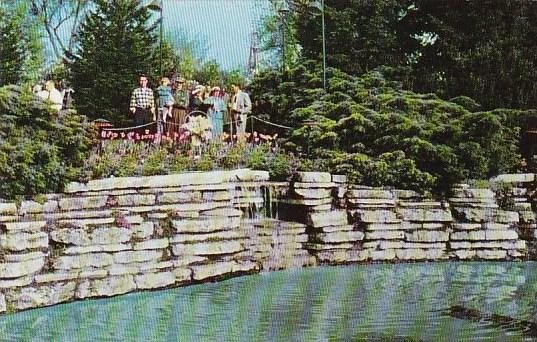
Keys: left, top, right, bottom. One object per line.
{"left": 278, "top": 2, "right": 290, "bottom": 72}
{"left": 146, "top": 0, "right": 163, "bottom": 78}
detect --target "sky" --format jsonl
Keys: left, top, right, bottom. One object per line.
{"left": 44, "top": 0, "right": 271, "bottom": 71}
{"left": 160, "top": 0, "right": 270, "bottom": 70}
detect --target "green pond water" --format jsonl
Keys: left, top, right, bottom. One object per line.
{"left": 1, "top": 262, "right": 537, "bottom": 341}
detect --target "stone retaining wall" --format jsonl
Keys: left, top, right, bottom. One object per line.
{"left": 0, "top": 170, "right": 536, "bottom": 314}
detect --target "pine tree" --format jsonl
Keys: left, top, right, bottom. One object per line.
{"left": 69, "top": 0, "right": 158, "bottom": 126}
{"left": 0, "top": 3, "right": 43, "bottom": 86}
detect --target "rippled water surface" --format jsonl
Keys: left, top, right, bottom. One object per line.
{"left": 1, "top": 262, "right": 537, "bottom": 341}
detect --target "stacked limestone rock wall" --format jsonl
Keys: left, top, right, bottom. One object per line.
{"left": 1, "top": 170, "right": 537, "bottom": 314}
{"left": 0, "top": 170, "right": 269, "bottom": 313}
{"left": 241, "top": 218, "right": 315, "bottom": 270}
{"left": 272, "top": 172, "right": 535, "bottom": 264}
{"left": 490, "top": 174, "right": 537, "bottom": 256}
{"left": 271, "top": 173, "right": 365, "bottom": 264}
{"left": 448, "top": 184, "right": 525, "bottom": 259}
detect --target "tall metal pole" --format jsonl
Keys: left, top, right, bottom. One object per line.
{"left": 159, "top": 0, "right": 163, "bottom": 78}
{"left": 278, "top": 4, "right": 289, "bottom": 72}
{"left": 321, "top": 0, "right": 326, "bottom": 89}
{"left": 281, "top": 19, "right": 286, "bottom": 71}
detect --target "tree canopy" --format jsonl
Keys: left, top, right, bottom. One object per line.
{"left": 269, "top": 0, "right": 537, "bottom": 111}
{"left": 0, "top": 2, "right": 43, "bottom": 86}
{"left": 68, "top": 0, "right": 158, "bottom": 125}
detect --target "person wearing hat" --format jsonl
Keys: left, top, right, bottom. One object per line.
{"left": 206, "top": 86, "right": 226, "bottom": 138}
{"left": 189, "top": 85, "right": 209, "bottom": 113}
{"left": 169, "top": 77, "right": 190, "bottom": 138}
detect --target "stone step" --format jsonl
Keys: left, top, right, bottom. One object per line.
{"left": 450, "top": 230, "right": 518, "bottom": 241}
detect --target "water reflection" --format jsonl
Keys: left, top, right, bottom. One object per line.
{"left": 1, "top": 262, "right": 537, "bottom": 341}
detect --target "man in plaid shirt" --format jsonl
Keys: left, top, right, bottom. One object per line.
{"left": 129, "top": 75, "right": 155, "bottom": 130}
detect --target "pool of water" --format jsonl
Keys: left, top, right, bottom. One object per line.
{"left": 1, "top": 262, "right": 537, "bottom": 341}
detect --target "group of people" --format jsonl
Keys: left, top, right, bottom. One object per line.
{"left": 128, "top": 74, "right": 252, "bottom": 141}
{"left": 32, "top": 80, "right": 74, "bottom": 113}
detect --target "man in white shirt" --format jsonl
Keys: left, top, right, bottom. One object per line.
{"left": 230, "top": 82, "right": 252, "bottom": 136}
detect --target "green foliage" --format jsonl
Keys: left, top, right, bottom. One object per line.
{"left": 0, "top": 85, "right": 95, "bottom": 200}
{"left": 141, "top": 147, "right": 169, "bottom": 176}
{"left": 265, "top": 0, "right": 537, "bottom": 110}
{"left": 399, "top": 0, "right": 537, "bottom": 110}
{"left": 251, "top": 64, "right": 529, "bottom": 194}
{"left": 68, "top": 0, "right": 157, "bottom": 126}
{"left": 0, "top": 3, "right": 43, "bottom": 85}
{"left": 82, "top": 140, "right": 297, "bottom": 181}
{"left": 194, "top": 60, "right": 221, "bottom": 86}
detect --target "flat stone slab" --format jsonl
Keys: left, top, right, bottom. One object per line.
{"left": 347, "top": 198, "right": 396, "bottom": 207}
{"left": 200, "top": 208, "right": 243, "bottom": 217}
{"left": 313, "top": 231, "right": 365, "bottom": 243}
{"left": 59, "top": 196, "right": 109, "bottom": 211}
{"left": 0, "top": 231, "right": 48, "bottom": 251}
{"left": 190, "top": 261, "right": 236, "bottom": 280}
{"left": 405, "top": 231, "right": 449, "bottom": 242}
{"left": 7, "top": 282, "right": 76, "bottom": 311}
{"left": 91, "top": 227, "right": 132, "bottom": 245}
{"left": 0, "top": 221, "right": 47, "bottom": 233}
{"left": 172, "top": 217, "right": 240, "bottom": 233}
{"left": 363, "top": 240, "right": 404, "bottom": 250}
{"left": 308, "top": 224, "right": 354, "bottom": 233}
{"left": 450, "top": 230, "right": 518, "bottom": 241}
{"left": 76, "top": 275, "right": 136, "bottom": 298}
{"left": 0, "top": 276, "right": 34, "bottom": 289}
{"left": 292, "top": 187, "right": 332, "bottom": 199}
{"left": 0, "top": 257, "right": 45, "bottom": 279}
{"left": 157, "top": 191, "right": 202, "bottom": 204}
{"left": 346, "top": 188, "right": 394, "bottom": 199}
{"left": 135, "top": 271, "right": 176, "bottom": 289}
{"left": 491, "top": 173, "right": 534, "bottom": 183}
{"left": 454, "top": 208, "right": 519, "bottom": 223}
{"left": 277, "top": 198, "right": 333, "bottom": 206}
{"left": 363, "top": 223, "right": 404, "bottom": 231}
{"left": 115, "top": 194, "right": 156, "bottom": 207}
{"left": 352, "top": 210, "right": 400, "bottom": 224}
{"left": 3, "top": 251, "right": 46, "bottom": 263}
{"left": 113, "top": 250, "right": 163, "bottom": 264}
{"left": 293, "top": 182, "right": 336, "bottom": 189}
{"left": 396, "top": 208, "right": 452, "bottom": 222}
{"left": 35, "top": 272, "right": 80, "bottom": 284}
{"left": 0, "top": 203, "right": 17, "bottom": 215}
{"left": 451, "top": 188, "right": 495, "bottom": 199}
{"left": 171, "top": 240, "right": 244, "bottom": 256}
{"left": 315, "top": 249, "right": 367, "bottom": 263}
{"left": 170, "top": 231, "right": 242, "bottom": 244}
{"left": 307, "top": 210, "right": 348, "bottom": 228}
{"left": 53, "top": 253, "right": 114, "bottom": 270}
{"left": 65, "top": 169, "right": 269, "bottom": 193}
{"left": 365, "top": 230, "right": 405, "bottom": 240}
{"left": 133, "top": 239, "right": 169, "bottom": 250}
{"left": 449, "top": 240, "right": 526, "bottom": 250}
{"left": 294, "top": 172, "right": 332, "bottom": 183}
{"left": 368, "top": 249, "right": 396, "bottom": 261}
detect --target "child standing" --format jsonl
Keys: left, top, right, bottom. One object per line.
{"left": 156, "top": 77, "right": 174, "bottom": 136}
